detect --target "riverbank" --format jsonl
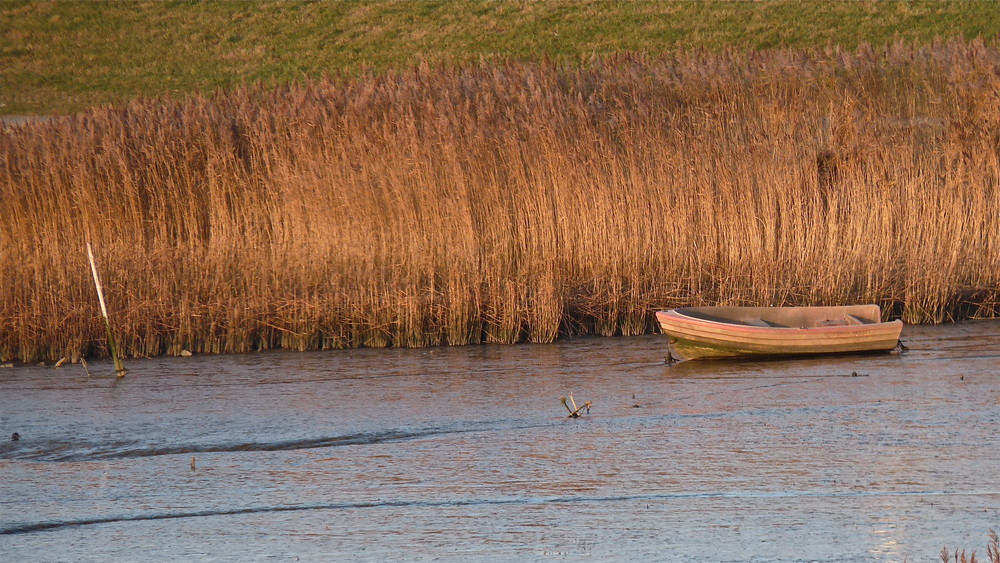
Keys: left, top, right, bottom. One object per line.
{"left": 2, "top": 42, "right": 998, "bottom": 363}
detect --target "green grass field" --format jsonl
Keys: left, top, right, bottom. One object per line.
{"left": 3, "top": 0, "right": 1000, "bottom": 115}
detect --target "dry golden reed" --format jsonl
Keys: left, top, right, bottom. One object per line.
{"left": 2, "top": 40, "right": 998, "bottom": 362}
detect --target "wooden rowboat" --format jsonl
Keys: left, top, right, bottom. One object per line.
{"left": 655, "top": 305, "right": 903, "bottom": 361}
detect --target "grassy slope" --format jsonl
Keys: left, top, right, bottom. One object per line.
{"left": 3, "top": 0, "right": 1000, "bottom": 115}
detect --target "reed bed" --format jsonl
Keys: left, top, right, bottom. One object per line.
{"left": 2, "top": 40, "right": 998, "bottom": 362}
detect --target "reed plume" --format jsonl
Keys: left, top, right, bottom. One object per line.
{"left": 2, "top": 39, "right": 998, "bottom": 362}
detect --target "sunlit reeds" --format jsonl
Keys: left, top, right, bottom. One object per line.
{"left": 2, "top": 40, "right": 998, "bottom": 362}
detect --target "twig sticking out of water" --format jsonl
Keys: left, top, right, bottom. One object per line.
{"left": 560, "top": 393, "right": 592, "bottom": 418}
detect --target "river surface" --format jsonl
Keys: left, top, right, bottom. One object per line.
{"left": 2, "top": 321, "right": 998, "bottom": 562}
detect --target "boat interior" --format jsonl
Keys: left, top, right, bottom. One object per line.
{"left": 672, "top": 305, "right": 883, "bottom": 328}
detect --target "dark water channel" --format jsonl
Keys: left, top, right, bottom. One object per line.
{"left": 2, "top": 321, "right": 998, "bottom": 561}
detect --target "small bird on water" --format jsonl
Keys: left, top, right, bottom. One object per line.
{"left": 11, "top": 432, "right": 19, "bottom": 441}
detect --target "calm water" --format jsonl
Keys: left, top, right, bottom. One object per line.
{"left": 1, "top": 321, "right": 998, "bottom": 562}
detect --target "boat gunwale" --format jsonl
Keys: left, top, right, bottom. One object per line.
{"left": 658, "top": 308, "right": 903, "bottom": 335}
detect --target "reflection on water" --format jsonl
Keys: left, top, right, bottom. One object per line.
{"left": 2, "top": 321, "right": 998, "bottom": 561}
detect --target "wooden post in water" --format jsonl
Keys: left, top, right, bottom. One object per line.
{"left": 86, "top": 242, "right": 127, "bottom": 377}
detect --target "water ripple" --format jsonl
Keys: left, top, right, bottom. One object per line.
{"left": 4, "top": 489, "right": 998, "bottom": 536}
{"left": 0, "top": 427, "right": 467, "bottom": 462}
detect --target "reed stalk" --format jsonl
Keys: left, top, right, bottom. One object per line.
{"left": 86, "top": 243, "right": 126, "bottom": 376}
{"left": 1, "top": 40, "right": 998, "bottom": 362}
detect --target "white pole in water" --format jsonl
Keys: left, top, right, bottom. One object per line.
{"left": 86, "top": 242, "right": 126, "bottom": 377}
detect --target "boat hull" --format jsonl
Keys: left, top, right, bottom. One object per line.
{"left": 655, "top": 306, "right": 903, "bottom": 361}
